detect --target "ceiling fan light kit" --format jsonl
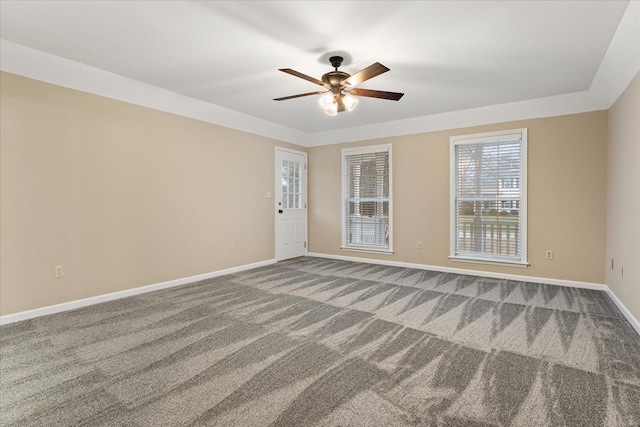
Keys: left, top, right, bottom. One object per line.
{"left": 275, "top": 55, "right": 403, "bottom": 116}
{"left": 319, "top": 95, "right": 338, "bottom": 116}
{"left": 318, "top": 92, "right": 359, "bottom": 116}
{"left": 318, "top": 93, "right": 335, "bottom": 109}
{"left": 342, "top": 94, "right": 359, "bottom": 112}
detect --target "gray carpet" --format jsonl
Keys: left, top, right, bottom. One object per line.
{"left": 1, "top": 256, "right": 639, "bottom": 426}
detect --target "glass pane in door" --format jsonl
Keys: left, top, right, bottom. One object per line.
{"left": 282, "top": 159, "right": 301, "bottom": 210}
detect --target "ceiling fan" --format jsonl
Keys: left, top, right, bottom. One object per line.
{"left": 274, "top": 56, "right": 404, "bottom": 116}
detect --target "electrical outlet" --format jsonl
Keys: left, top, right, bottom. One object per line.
{"left": 416, "top": 241, "right": 422, "bottom": 249}
{"left": 54, "top": 265, "right": 64, "bottom": 278}
{"left": 228, "top": 243, "right": 234, "bottom": 252}
{"left": 545, "top": 250, "right": 553, "bottom": 260}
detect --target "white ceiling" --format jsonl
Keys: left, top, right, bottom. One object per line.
{"left": 1, "top": 1, "right": 638, "bottom": 146}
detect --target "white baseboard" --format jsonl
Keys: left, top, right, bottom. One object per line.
{"left": 307, "top": 252, "right": 607, "bottom": 290}
{"left": 0, "top": 258, "right": 277, "bottom": 326}
{"left": 604, "top": 287, "right": 640, "bottom": 336}
{"left": 4, "top": 254, "right": 638, "bottom": 337}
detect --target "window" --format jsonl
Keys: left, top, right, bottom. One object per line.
{"left": 281, "top": 160, "right": 301, "bottom": 209}
{"left": 342, "top": 144, "right": 392, "bottom": 253}
{"left": 450, "top": 129, "right": 527, "bottom": 266}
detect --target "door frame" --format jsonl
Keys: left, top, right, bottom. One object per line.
{"left": 275, "top": 146, "right": 308, "bottom": 261}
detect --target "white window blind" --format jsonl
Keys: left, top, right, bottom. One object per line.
{"left": 342, "top": 145, "right": 392, "bottom": 253}
{"left": 450, "top": 129, "right": 527, "bottom": 266}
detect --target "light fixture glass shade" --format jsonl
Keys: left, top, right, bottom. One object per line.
{"left": 318, "top": 93, "right": 335, "bottom": 110}
{"left": 324, "top": 102, "right": 338, "bottom": 116}
{"left": 342, "top": 93, "right": 359, "bottom": 111}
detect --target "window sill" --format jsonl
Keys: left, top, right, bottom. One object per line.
{"left": 449, "top": 256, "right": 529, "bottom": 268}
{"left": 341, "top": 246, "right": 394, "bottom": 255}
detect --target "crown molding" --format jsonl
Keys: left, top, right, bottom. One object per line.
{"left": 1, "top": 2, "right": 637, "bottom": 148}
{"left": 306, "top": 1, "right": 639, "bottom": 146}
{"left": 0, "top": 39, "right": 308, "bottom": 146}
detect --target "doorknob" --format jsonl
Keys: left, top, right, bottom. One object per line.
{"left": 278, "top": 209, "right": 283, "bottom": 214}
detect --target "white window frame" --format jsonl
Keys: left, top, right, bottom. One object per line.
{"left": 341, "top": 144, "right": 393, "bottom": 254}
{"left": 449, "top": 128, "right": 528, "bottom": 267}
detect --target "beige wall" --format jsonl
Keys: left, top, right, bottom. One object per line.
{"left": 0, "top": 70, "right": 622, "bottom": 317}
{"left": 607, "top": 72, "right": 640, "bottom": 321}
{"left": 309, "top": 111, "right": 608, "bottom": 284}
{"left": 0, "top": 72, "right": 303, "bottom": 315}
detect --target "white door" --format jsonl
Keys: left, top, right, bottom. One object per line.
{"left": 275, "top": 147, "right": 307, "bottom": 261}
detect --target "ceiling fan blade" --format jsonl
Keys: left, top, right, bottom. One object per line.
{"left": 337, "top": 95, "right": 346, "bottom": 113}
{"left": 279, "top": 68, "right": 326, "bottom": 87}
{"left": 273, "top": 91, "right": 327, "bottom": 101}
{"left": 343, "top": 62, "right": 390, "bottom": 86}
{"left": 349, "top": 88, "right": 404, "bottom": 101}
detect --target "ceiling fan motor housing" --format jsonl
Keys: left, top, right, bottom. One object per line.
{"left": 322, "top": 56, "right": 350, "bottom": 89}
{"left": 322, "top": 71, "right": 350, "bottom": 88}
